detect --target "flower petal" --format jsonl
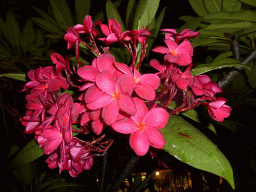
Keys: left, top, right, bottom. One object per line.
{"left": 130, "top": 131, "right": 149, "bottom": 156}
{"left": 84, "top": 84, "right": 103, "bottom": 103}
{"left": 143, "top": 108, "right": 169, "bottom": 129}
{"left": 96, "top": 71, "right": 116, "bottom": 95}
{"left": 145, "top": 127, "right": 165, "bottom": 149}
{"left": 111, "top": 118, "right": 137, "bottom": 134}
{"left": 119, "top": 94, "right": 137, "bottom": 115}
{"left": 77, "top": 66, "right": 99, "bottom": 81}
{"left": 87, "top": 93, "right": 112, "bottom": 110}
{"left": 131, "top": 97, "right": 148, "bottom": 124}
{"left": 96, "top": 54, "right": 115, "bottom": 72}
{"left": 91, "top": 119, "right": 104, "bottom": 135}
{"left": 152, "top": 46, "right": 170, "bottom": 54}
{"left": 139, "top": 74, "right": 160, "bottom": 90}
{"left": 102, "top": 100, "right": 119, "bottom": 125}
{"left": 135, "top": 82, "right": 156, "bottom": 101}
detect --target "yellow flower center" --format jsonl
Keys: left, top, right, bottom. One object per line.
{"left": 170, "top": 49, "right": 178, "bottom": 56}
{"left": 137, "top": 122, "right": 146, "bottom": 131}
{"left": 112, "top": 91, "right": 121, "bottom": 101}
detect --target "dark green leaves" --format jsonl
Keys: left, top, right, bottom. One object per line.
{"left": 75, "top": 0, "right": 91, "bottom": 24}
{"left": 132, "top": 0, "right": 160, "bottom": 30}
{"left": 160, "top": 115, "right": 235, "bottom": 189}
{"left": 106, "top": 1, "right": 125, "bottom": 31}
{"left": 9, "top": 140, "right": 44, "bottom": 169}
{"left": 191, "top": 58, "right": 246, "bottom": 76}
{"left": 0, "top": 73, "right": 26, "bottom": 81}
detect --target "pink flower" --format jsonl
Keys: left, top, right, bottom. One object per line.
{"left": 111, "top": 97, "right": 169, "bottom": 156}
{"left": 171, "top": 64, "right": 193, "bottom": 89}
{"left": 161, "top": 28, "right": 199, "bottom": 42}
{"left": 86, "top": 71, "right": 136, "bottom": 125}
{"left": 128, "top": 26, "right": 152, "bottom": 44}
{"left": 152, "top": 39, "right": 193, "bottom": 66}
{"left": 133, "top": 67, "right": 160, "bottom": 100}
{"left": 191, "top": 75, "right": 222, "bottom": 98}
{"left": 35, "top": 124, "right": 64, "bottom": 155}
{"left": 206, "top": 98, "right": 231, "bottom": 122}
{"left": 99, "top": 19, "right": 130, "bottom": 44}
{"left": 150, "top": 59, "right": 171, "bottom": 79}
{"left": 73, "top": 15, "right": 100, "bottom": 36}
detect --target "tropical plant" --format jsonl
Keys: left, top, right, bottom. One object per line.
{"left": 6, "top": 0, "right": 255, "bottom": 191}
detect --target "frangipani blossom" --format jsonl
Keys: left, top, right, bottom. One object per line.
{"left": 86, "top": 71, "right": 136, "bottom": 125}
{"left": 133, "top": 68, "right": 160, "bottom": 100}
{"left": 111, "top": 97, "right": 169, "bottom": 156}
{"left": 152, "top": 39, "right": 193, "bottom": 66}
{"left": 73, "top": 15, "right": 100, "bottom": 36}
{"left": 171, "top": 64, "right": 193, "bottom": 89}
{"left": 205, "top": 98, "right": 231, "bottom": 122}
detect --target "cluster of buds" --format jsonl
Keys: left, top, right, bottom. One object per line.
{"left": 19, "top": 15, "right": 231, "bottom": 177}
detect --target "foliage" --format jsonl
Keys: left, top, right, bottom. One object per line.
{"left": 6, "top": 0, "right": 256, "bottom": 191}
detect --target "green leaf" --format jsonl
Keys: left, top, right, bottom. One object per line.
{"left": 6, "top": 12, "right": 21, "bottom": 52}
{"left": 203, "top": 10, "right": 256, "bottom": 22}
{"left": 132, "top": 0, "right": 160, "bottom": 30}
{"left": 160, "top": 115, "right": 235, "bottom": 189}
{"left": 31, "top": 17, "right": 65, "bottom": 35}
{"left": 50, "top": 0, "right": 74, "bottom": 32}
{"left": 75, "top": 0, "right": 91, "bottom": 24}
{"left": 21, "top": 19, "right": 34, "bottom": 52}
{"left": 239, "top": 0, "right": 256, "bottom": 7}
{"left": 0, "top": 73, "right": 26, "bottom": 81}
{"left": 222, "top": 0, "right": 241, "bottom": 12}
{"left": 178, "top": 16, "right": 203, "bottom": 32}
{"left": 240, "top": 23, "right": 256, "bottom": 36}
{"left": 204, "top": 21, "right": 253, "bottom": 33}
{"left": 0, "top": 42, "right": 13, "bottom": 57}
{"left": 203, "top": 0, "right": 223, "bottom": 13}
{"left": 188, "top": 0, "right": 209, "bottom": 16}
{"left": 0, "top": 17, "right": 10, "bottom": 42}
{"left": 33, "top": 6, "right": 57, "bottom": 24}
{"left": 191, "top": 58, "right": 246, "bottom": 75}
{"left": 191, "top": 38, "right": 227, "bottom": 47}
{"left": 106, "top": 0, "right": 125, "bottom": 31}
{"left": 213, "top": 51, "right": 233, "bottom": 60}
{"left": 126, "top": 0, "right": 137, "bottom": 29}
{"left": 9, "top": 140, "right": 44, "bottom": 169}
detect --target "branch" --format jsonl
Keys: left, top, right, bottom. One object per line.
{"left": 110, "top": 156, "right": 140, "bottom": 192}
{"left": 217, "top": 39, "right": 256, "bottom": 89}
{"left": 100, "top": 151, "right": 108, "bottom": 192}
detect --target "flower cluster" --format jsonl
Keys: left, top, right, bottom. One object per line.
{"left": 20, "top": 15, "right": 231, "bottom": 177}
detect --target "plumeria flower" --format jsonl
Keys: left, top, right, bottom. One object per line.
{"left": 111, "top": 97, "right": 169, "bottom": 156}
{"left": 86, "top": 71, "right": 136, "bottom": 125}
{"left": 171, "top": 64, "right": 193, "bottom": 89}
{"left": 128, "top": 26, "right": 152, "bottom": 44}
{"left": 73, "top": 15, "right": 100, "bottom": 36}
{"left": 99, "top": 19, "right": 130, "bottom": 45}
{"left": 133, "top": 67, "right": 160, "bottom": 100}
{"left": 190, "top": 75, "right": 222, "bottom": 98}
{"left": 161, "top": 28, "right": 200, "bottom": 43}
{"left": 205, "top": 98, "right": 231, "bottom": 122}
{"left": 152, "top": 39, "right": 193, "bottom": 66}
{"left": 150, "top": 59, "right": 171, "bottom": 79}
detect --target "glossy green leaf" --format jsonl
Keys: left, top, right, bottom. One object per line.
{"left": 239, "top": 0, "right": 256, "bottom": 7}
{"left": 31, "top": 17, "right": 65, "bottom": 35}
{"left": 160, "top": 115, "right": 235, "bottom": 189}
{"left": 21, "top": 19, "right": 34, "bottom": 52}
{"left": 213, "top": 51, "right": 233, "bottom": 60}
{"left": 0, "top": 17, "right": 10, "bottom": 42}
{"left": 106, "top": 0, "right": 125, "bottom": 31}
{"left": 223, "top": 0, "right": 241, "bottom": 12}
{"left": 203, "top": 0, "right": 223, "bottom": 13}
{"left": 6, "top": 12, "right": 21, "bottom": 52}
{"left": 0, "top": 43, "right": 12, "bottom": 57}
{"left": 0, "top": 73, "right": 26, "bottom": 81}
{"left": 33, "top": 6, "right": 57, "bottom": 24}
{"left": 132, "top": 0, "right": 160, "bottom": 30}
{"left": 240, "top": 23, "right": 256, "bottom": 36}
{"left": 126, "top": 0, "right": 137, "bottom": 29}
{"left": 9, "top": 139, "right": 44, "bottom": 169}
{"left": 204, "top": 21, "right": 253, "bottom": 33}
{"left": 191, "top": 38, "right": 227, "bottom": 47}
{"left": 203, "top": 10, "right": 256, "bottom": 22}
{"left": 50, "top": 0, "right": 74, "bottom": 31}
{"left": 188, "top": 0, "right": 209, "bottom": 16}
{"left": 178, "top": 16, "right": 203, "bottom": 32}
{"left": 75, "top": 0, "right": 91, "bottom": 24}
{"left": 191, "top": 58, "right": 245, "bottom": 76}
